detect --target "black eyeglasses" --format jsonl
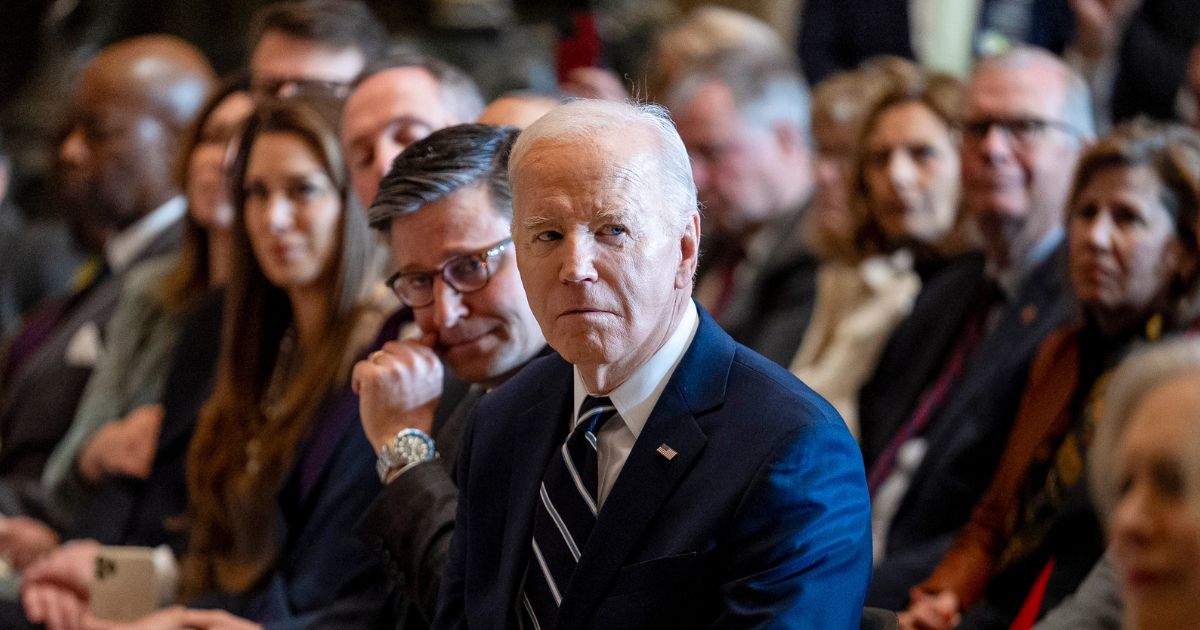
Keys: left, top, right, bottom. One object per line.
{"left": 386, "top": 237, "right": 512, "bottom": 308}
{"left": 959, "top": 117, "right": 1082, "bottom": 149}
{"left": 249, "top": 77, "right": 352, "bottom": 101}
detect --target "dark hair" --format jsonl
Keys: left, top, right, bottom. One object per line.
{"left": 250, "top": 0, "right": 388, "bottom": 65}
{"left": 352, "top": 53, "right": 485, "bottom": 124}
{"left": 158, "top": 74, "right": 251, "bottom": 314}
{"left": 184, "top": 95, "right": 379, "bottom": 598}
{"left": 369, "top": 123, "right": 519, "bottom": 230}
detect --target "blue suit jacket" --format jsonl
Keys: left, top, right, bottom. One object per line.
{"left": 434, "top": 305, "right": 871, "bottom": 629}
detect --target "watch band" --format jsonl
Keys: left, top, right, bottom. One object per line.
{"left": 376, "top": 428, "right": 437, "bottom": 483}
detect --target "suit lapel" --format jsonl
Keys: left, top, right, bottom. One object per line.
{"left": 555, "top": 305, "right": 733, "bottom": 628}
{"left": 496, "top": 357, "right": 574, "bottom": 619}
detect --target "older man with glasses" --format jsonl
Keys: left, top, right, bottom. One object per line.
{"left": 344, "top": 124, "right": 546, "bottom": 629}
{"left": 856, "top": 45, "right": 1098, "bottom": 613}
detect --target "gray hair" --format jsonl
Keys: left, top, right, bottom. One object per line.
{"left": 971, "top": 45, "right": 1096, "bottom": 139}
{"left": 508, "top": 99, "right": 698, "bottom": 231}
{"left": 353, "top": 53, "right": 485, "bottom": 124}
{"left": 665, "top": 49, "right": 812, "bottom": 142}
{"left": 1091, "top": 337, "right": 1200, "bottom": 523}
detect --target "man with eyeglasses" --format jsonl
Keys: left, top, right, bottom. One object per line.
{"left": 344, "top": 124, "right": 546, "bottom": 628}
{"left": 247, "top": 0, "right": 388, "bottom": 102}
{"left": 858, "top": 46, "right": 1097, "bottom": 617}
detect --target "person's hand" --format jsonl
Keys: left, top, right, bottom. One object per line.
{"left": 23, "top": 539, "right": 100, "bottom": 596}
{"left": 23, "top": 581, "right": 88, "bottom": 630}
{"left": 177, "top": 608, "right": 263, "bottom": 630}
{"left": 351, "top": 334, "right": 443, "bottom": 453}
{"left": 899, "top": 589, "right": 961, "bottom": 630}
{"left": 1069, "top": 0, "right": 1143, "bottom": 60}
{"left": 0, "top": 515, "right": 59, "bottom": 569}
{"left": 22, "top": 540, "right": 100, "bottom": 630}
{"left": 561, "top": 67, "right": 628, "bottom": 102}
{"left": 78, "top": 405, "right": 164, "bottom": 482}
{"left": 80, "top": 606, "right": 186, "bottom": 630}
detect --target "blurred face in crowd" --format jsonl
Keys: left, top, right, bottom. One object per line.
{"left": 811, "top": 109, "right": 858, "bottom": 246}
{"left": 249, "top": 31, "right": 364, "bottom": 100}
{"left": 341, "top": 67, "right": 461, "bottom": 207}
{"left": 58, "top": 64, "right": 178, "bottom": 250}
{"left": 1110, "top": 372, "right": 1200, "bottom": 628}
{"left": 512, "top": 131, "right": 699, "bottom": 388}
{"left": 863, "top": 100, "right": 961, "bottom": 245}
{"left": 186, "top": 91, "right": 255, "bottom": 231}
{"left": 674, "top": 80, "right": 809, "bottom": 242}
{"left": 1068, "top": 164, "right": 1186, "bottom": 329}
{"left": 961, "top": 62, "right": 1084, "bottom": 261}
{"left": 477, "top": 94, "right": 558, "bottom": 129}
{"left": 388, "top": 184, "right": 544, "bottom": 386}
{"left": 243, "top": 132, "right": 343, "bottom": 290}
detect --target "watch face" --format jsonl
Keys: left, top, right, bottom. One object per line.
{"left": 396, "top": 435, "right": 431, "bottom": 463}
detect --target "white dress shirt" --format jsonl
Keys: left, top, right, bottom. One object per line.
{"left": 104, "top": 196, "right": 186, "bottom": 273}
{"left": 571, "top": 301, "right": 699, "bottom": 508}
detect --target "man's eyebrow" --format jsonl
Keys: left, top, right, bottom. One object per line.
{"left": 520, "top": 215, "right": 554, "bottom": 231}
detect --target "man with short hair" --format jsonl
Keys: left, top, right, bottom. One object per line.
{"left": 667, "top": 51, "right": 819, "bottom": 345}
{"left": 248, "top": 0, "right": 388, "bottom": 101}
{"left": 350, "top": 124, "right": 546, "bottom": 626}
{"left": 435, "top": 100, "right": 870, "bottom": 629}
{"left": 0, "top": 33, "right": 214, "bottom": 555}
{"left": 340, "top": 55, "right": 484, "bottom": 208}
{"left": 863, "top": 46, "right": 1095, "bottom": 612}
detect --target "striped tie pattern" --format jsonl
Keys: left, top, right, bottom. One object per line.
{"left": 520, "top": 396, "right": 617, "bottom": 629}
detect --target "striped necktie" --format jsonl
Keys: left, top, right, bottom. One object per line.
{"left": 520, "top": 395, "right": 617, "bottom": 629}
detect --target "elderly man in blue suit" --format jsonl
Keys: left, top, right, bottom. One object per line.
{"left": 433, "top": 99, "right": 871, "bottom": 629}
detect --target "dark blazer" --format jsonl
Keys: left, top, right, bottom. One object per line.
{"left": 732, "top": 251, "right": 820, "bottom": 367}
{"left": 355, "top": 344, "right": 556, "bottom": 629}
{"left": 865, "top": 249, "right": 1074, "bottom": 609}
{"left": 434, "top": 305, "right": 872, "bottom": 630}
{"left": 858, "top": 251, "right": 987, "bottom": 467}
{"left": 69, "top": 288, "right": 225, "bottom": 550}
{"left": 0, "top": 222, "right": 180, "bottom": 481}
{"left": 193, "top": 383, "right": 391, "bottom": 629}
{"left": 1111, "top": 0, "right": 1200, "bottom": 122}
{"left": 798, "top": 0, "right": 1073, "bottom": 84}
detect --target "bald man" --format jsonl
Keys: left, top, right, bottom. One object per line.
{"left": 0, "top": 35, "right": 214, "bottom": 519}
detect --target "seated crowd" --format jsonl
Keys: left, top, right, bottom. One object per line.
{"left": 0, "top": 1, "right": 1198, "bottom": 629}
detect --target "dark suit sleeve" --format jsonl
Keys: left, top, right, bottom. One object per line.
{"left": 360, "top": 461, "right": 458, "bottom": 621}
{"left": 713, "top": 419, "right": 872, "bottom": 629}
{"left": 1113, "top": 11, "right": 1195, "bottom": 120}
{"left": 431, "top": 407, "right": 478, "bottom": 630}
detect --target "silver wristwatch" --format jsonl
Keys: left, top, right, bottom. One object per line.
{"left": 376, "top": 428, "right": 437, "bottom": 482}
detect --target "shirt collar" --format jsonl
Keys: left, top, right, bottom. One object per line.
{"left": 572, "top": 301, "right": 699, "bottom": 439}
{"left": 988, "top": 225, "right": 1062, "bottom": 302}
{"left": 105, "top": 196, "right": 186, "bottom": 272}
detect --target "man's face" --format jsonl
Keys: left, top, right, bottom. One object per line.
{"left": 512, "top": 134, "right": 699, "bottom": 378}
{"left": 249, "top": 31, "right": 364, "bottom": 100}
{"left": 390, "top": 184, "right": 544, "bottom": 386}
{"left": 58, "top": 66, "right": 175, "bottom": 249}
{"left": 673, "top": 80, "right": 797, "bottom": 241}
{"left": 341, "top": 68, "right": 461, "bottom": 207}
{"left": 960, "top": 63, "right": 1084, "bottom": 252}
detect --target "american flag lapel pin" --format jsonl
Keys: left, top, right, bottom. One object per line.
{"left": 656, "top": 443, "right": 678, "bottom": 461}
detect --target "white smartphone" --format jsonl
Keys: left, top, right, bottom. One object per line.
{"left": 89, "top": 545, "right": 178, "bottom": 621}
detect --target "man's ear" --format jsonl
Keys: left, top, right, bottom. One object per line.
{"left": 675, "top": 211, "right": 701, "bottom": 290}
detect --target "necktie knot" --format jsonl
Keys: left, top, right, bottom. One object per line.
{"left": 576, "top": 396, "right": 616, "bottom": 434}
